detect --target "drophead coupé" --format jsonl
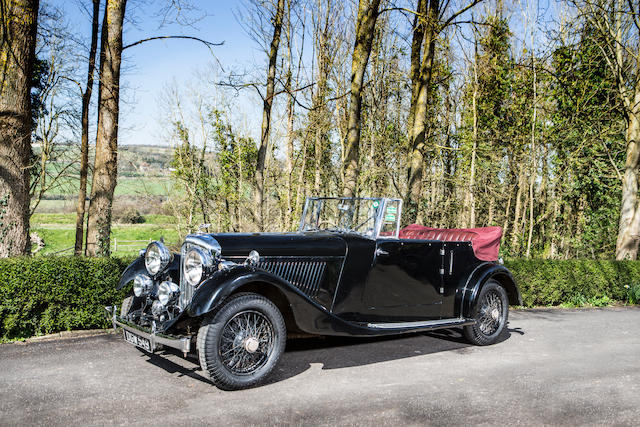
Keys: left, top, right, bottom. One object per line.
{"left": 107, "top": 197, "right": 520, "bottom": 390}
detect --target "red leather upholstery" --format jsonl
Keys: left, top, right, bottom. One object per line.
{"left": 399, "top": 228, "right": 478, "bottom": 242}
{"left": 398, "top": 224, "right": 503, "bottom": 261}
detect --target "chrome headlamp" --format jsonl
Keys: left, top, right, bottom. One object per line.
{"left": 133, "top": 274, "right": 153, "bottom": 297}
{"left": 183, "top": 247, "right": 213, "bottom": 286}
{"left": 158, "top": 281, "right": 180, "bottom": 306}
{"left": 145, "top": 241, "right": 171, "bottom": 276}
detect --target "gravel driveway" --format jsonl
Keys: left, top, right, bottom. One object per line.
{"left": 1, "top": 307, "right": 639, "bottom": 426}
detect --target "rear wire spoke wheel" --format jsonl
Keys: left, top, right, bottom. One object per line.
{"left": 197, "top": 293, "right": 286, "bottom": 390}
{"left": 464, "top": 280, "right": 509, "bottom": 346}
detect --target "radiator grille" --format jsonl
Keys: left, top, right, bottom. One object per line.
{"left": 258, "top": 260, "right": 326, "bottom": 297}
{"left": 178, "top": 243, "right": 193, "bottom": 310}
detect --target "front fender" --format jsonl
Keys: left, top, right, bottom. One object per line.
{"left": 186, "top": 265, "right": 312, "bottom": 317}
{"left": 458, "top": 262, "right": 521, "bottom": 317}
{"left": 118, "top": 256, "right": 145, "bottom": 290}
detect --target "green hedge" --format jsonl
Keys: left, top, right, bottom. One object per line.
{"left": 505, "top": 259, "right": 640, "bottom": 307}
{"left": 0, "top": 257, "right": 638, "bottom": 341}
{"left": 0, "top": 256, "right": 132, "bottom": 341}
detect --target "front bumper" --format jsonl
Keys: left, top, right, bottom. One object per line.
{"left": 104, "top": 306, "right": 191, "bottom": 356}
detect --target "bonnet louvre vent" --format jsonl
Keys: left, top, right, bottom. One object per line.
{"left": 258, "top": 260, "right": 326, "bottom": 297}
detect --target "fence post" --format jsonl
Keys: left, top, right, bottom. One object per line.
{"left": 114, "top": 238, "right": 117, "bottom": 252}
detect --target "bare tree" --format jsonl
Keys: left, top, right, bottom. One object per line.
{"left": 74, "top": 0, "right": 100, "bottom": 256}
{"left": 254, "top": 0, "right": 286, "bottom": 231}
{"left": 404, "top": 0, "right": 482, "bottom": 223}
{"left": 0, "top": 0, "right": 39, "bottom": 257}
{"left": 342, "top": 0, "right": 382, "bottom": 198}
{"left": 29, "top": 13, "right": 81, "bottom": 217}
{"left": 405, "top": 0, "right": 437, "bottom": 223}
{"left": 86, "top": 0, "right": 126, "bottom": 256}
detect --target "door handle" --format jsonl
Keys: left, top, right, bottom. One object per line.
{"left": 375, "top": 248, "right": 389, "bottom": 257}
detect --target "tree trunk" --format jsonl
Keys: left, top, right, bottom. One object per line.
{"left": 86, "top": 0, "right": 127, "bottom": 257}
{"left": 615, "top": 110, "right": 640, "bottom": 259}
{"left": 75, "top": 0, "right": 100, "bottom": 256}
{"left": 254, "top": 0, "right": 285, "bottom": 231}
{"left": 501, "top": 188, "right": 512, "bottom": 244}
{"left": 312, "top": 1, "right": 332, "bottom": 195}
{"left": 464, "top": 37, "right": 478, "bottom": 228}
{"left": 404, "top": 0, "right": 439, "bottom": 223}
{"left": 511, "top": 166, "right": 525, "bottom": 250}
{"left": 285, "top": 75, "right": 295, "bottom": 230}
{"left": 0, "top": 0, "right": 39, "bottom": 257}
{"left": 407, "top": 0, "right": 426, "bottom": 135}
{"left": 342, "top": 0, "right": 381, "bottom": 198}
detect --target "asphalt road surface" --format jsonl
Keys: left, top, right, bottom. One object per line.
{"left": 1, "top": 307, "right": 639, "bottom": 426}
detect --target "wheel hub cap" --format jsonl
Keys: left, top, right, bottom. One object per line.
{"left": 244, "top": 337, "right": 259, "bottom": 353}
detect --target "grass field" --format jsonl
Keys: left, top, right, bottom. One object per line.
{"left": 29, "top": 145, "right": 187, "bottom": 253}
{"left": 31, "top": 214, "right": 180, "bottom": 255}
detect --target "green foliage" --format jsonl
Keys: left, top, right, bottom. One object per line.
{"left": 558, "top": 294, "right": 613, "bottom": 308}
{"left": 211, "top": 109, "right": 257, "bottom": 231}
{"left": 505, "top": 259, "right": 640, "bottom": 307}
{"left": 625, "top": 283, "right": 640, "bottom": 304}
{"left": 0, "top": 257, "right": 133, "bottom": 341}
{"left": 548, "top": 25, "right": 625, "bottom": 259}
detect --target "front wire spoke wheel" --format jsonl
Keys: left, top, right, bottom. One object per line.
{"left": 198, "top": 293, "right": 287, "bottom": 390}
{"left": 219, "top": 310, "right": 275, "bottom": 375}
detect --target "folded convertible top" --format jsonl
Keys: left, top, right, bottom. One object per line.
{"left": 399, "top": 224, "right": 503, "bottom": 262}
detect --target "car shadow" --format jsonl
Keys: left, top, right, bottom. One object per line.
{"left": 141, "top": 323, "right": 520, "bottom": 387}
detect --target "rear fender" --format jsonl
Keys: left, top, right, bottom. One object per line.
{"left": 458, "top": 263, "right": 521, "bottom": 318}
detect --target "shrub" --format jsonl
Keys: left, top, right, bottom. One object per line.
{"left": 114, "top": 207, "right": 146, "bottom": 224}
{"left": 0, "top": 256, "right": 133, "bottom": 341}
{"left": 0, "top": 257, "right": 638, "bottom": 341}
{"left": 625, "top": 283, "right": 640, "bottom": 304}
{"left": 504, "top": 259, "right": 640, "bottom": 307}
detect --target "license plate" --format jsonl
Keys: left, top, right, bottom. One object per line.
{"left": 123, "top": 330, "right": 152, "bottom": 352}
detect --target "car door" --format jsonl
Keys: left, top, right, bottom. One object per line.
{"left": 362, "top": 239, "right": 443, "bottom": 321}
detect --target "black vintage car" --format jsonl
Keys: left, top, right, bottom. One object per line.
{"left": 107, "top": 197, "right": 520, "bottom": 390}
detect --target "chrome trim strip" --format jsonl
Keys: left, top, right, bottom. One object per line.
{"left": 366, "top": 317, "right": 475, "bottom": 330}
{"left": 449, "top": 250, "right": 454, "bottom": 275}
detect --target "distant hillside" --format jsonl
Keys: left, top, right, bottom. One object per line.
{"left": 33, "top": 145, "right": 177, "bottom": 214}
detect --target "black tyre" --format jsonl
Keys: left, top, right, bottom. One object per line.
{"left": 463, "top": 280, "right": 509, "bottom": 346}
{"left": 197, "top": 293, "right": 286, "bottom": 390}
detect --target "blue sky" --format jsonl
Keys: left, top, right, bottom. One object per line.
{"left": 60, "top": 0, "right": 263, "bottom": 146}
{"left": 56, "top": 0, "right": 557, "bottom": 147}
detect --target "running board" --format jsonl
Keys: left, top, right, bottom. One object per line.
{"left": 366, "top": 317, "right": 475, "bottom": 330}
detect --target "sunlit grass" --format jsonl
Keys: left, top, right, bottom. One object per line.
{"left": 31, "top": 214, "right": 180, "bottom": 255}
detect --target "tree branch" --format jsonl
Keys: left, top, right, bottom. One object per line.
{"left": 123, "top": 35, "right": 223, "bottom": 54}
